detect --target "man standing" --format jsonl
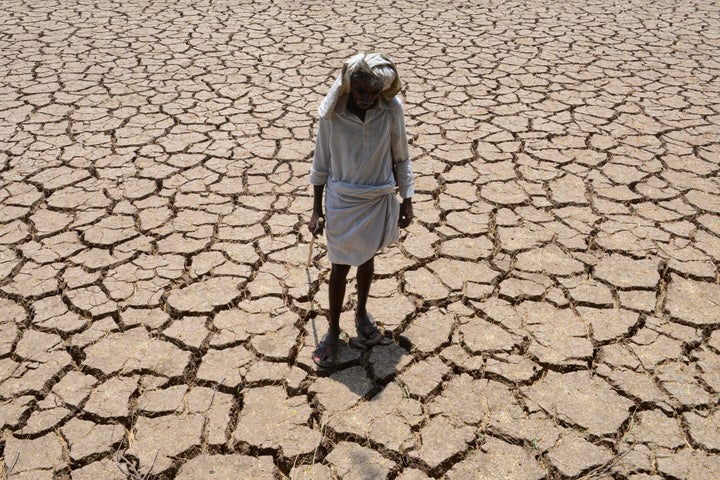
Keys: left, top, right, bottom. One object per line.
{"left": 308, "top": 52, "right": 414, "bottom": 368}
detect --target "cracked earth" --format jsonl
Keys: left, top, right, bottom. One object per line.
{"left": 1, "top": 0, "right": 719, "bottom": 479}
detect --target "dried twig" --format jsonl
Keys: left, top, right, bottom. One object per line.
{"left": 577, "top": 448, "right": 633, "bottom": 480}
{"left": 141, "top": 451, "right": 159, "bottom": 480}
{"left": 115, "top": 437, "right": 159, "bottom": 480}
{"left": 3, "top": 451, "right": 19, "bottom": 478}
{"left": 205, "top": 377, "right": 226, "bottom": 419}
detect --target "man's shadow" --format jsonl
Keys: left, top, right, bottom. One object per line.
{"left": 301, "top": 309, "right": 411, "bottom": 379}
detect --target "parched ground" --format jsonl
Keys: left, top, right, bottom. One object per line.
{"left": 1, "top": 0, "right": 719, "bottom": 478}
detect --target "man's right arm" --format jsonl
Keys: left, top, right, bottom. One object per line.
{"left": 309, "top": 185, "right": 325, "bottom": 235}
{"left": 309, "top": 119, "right": 329, "bottom": 235}
{"left": 312, "top": 185, "right": 324, "bottom": 216}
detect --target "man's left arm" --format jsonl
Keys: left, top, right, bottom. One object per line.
{"left": 390, "top": 98, "right": 414, "bottom": 228}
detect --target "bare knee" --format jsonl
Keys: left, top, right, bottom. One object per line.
{"left": 330, "top": 263, "right": 351, "bottom": 282}
{"left": 358, "top": 256, "right": 374, "bottom": 272}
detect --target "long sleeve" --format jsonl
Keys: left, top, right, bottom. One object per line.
{"left": 310, "top": 118, "right": 330, "bottom": 185}
{"left": 390, "top": 98, "right": 414, "bottom": 199}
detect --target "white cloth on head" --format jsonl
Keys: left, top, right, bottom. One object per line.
{"left": 310, "top": 53, "right": 413, "bottom": 266}
{"left": 318, "top": 52, "right": 402, "bottom": 120}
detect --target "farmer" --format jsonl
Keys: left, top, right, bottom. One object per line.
{"left": 308, "top": 52, "right": 414, "bottom": 368}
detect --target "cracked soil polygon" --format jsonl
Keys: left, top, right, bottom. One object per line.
{"left": 1, "top": 0, "right": 719, "bottom": 477}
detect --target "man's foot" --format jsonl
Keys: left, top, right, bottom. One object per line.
{"left": 312, "top": 334, "right": 339, "bottom": 368}
{"left": 351, "top": 312, "right": 384, "bottom": 349}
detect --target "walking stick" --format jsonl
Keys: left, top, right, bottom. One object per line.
{"left": 306, "top": 217, "right": 324, "bottom": 346}
{"left": 306, "top": 235, "right": 316, "bottom": 268}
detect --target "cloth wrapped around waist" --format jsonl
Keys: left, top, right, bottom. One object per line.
{"left": 325, "top": 179, "right": 399, "bottom": 266}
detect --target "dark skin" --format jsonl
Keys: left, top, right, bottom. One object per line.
{"left": 346, "top": 76, "right": 382, "bottom": 121}
{"left": 309, "top": 76, "right": 414, "bottom": 348}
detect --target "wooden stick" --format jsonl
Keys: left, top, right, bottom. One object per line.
{"left": 306, "top": 217, "right": 323, "bottom": 267}
{"left": 306, "top": 235, "right": 315, "bottom": 268}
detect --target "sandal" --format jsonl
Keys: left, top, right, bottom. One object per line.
{"left": 351, "top": 313, "right": 384, "bottom": 349}
{"left": 312, "top": 334, "right": 339, "bottom": 368}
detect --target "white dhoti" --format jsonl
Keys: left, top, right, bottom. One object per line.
{"left": 325, "top": 179, "right": 399, "bottom": 266}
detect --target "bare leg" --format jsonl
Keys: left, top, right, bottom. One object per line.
{"left": 327, "top": 263, "right": 350, "bottom": 342}
{"left": 352, "top": 256, "right": 383, "bottom": 347}
{"left": 356, "top": 256, "right": 374, "bottom": 318}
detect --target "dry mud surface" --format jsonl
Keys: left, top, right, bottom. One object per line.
{"left": 1, "top": 1, "right": 719, "bottom": 479}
